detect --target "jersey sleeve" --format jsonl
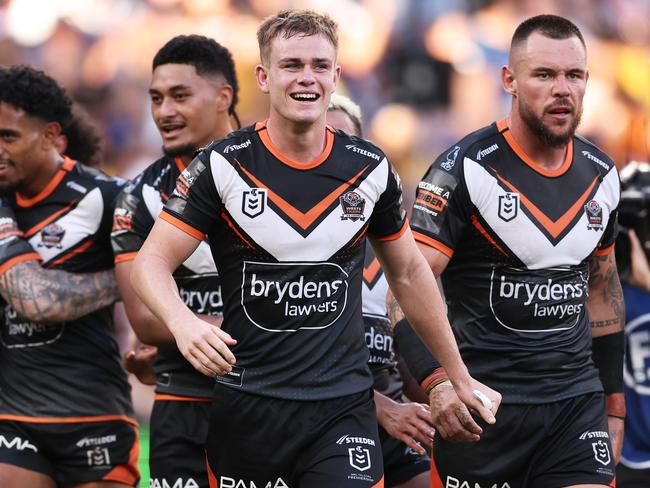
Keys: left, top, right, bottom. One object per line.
{"left": 595, "top": 210, "right": 618, "bottom": 256}
{"left": 161, "top": 149, "right": 221, "bottom": 239}
{"left": 410, "top": 145, "right": 473, "bottom": 258}
{"left": 0, "top": 200, "right": 41, "bottom": 275}
{"left": 111, "top": 179, "right": 155, "bottom": 263}
{"left": 367, "top": 161, "right": 408, "bottom": 240}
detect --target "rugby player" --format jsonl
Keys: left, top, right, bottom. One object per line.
{"left": 111, "top": 34, "right": 239, "bottom": 488}
{"left": 0, "top": 65, "right": 137, "bottom": 487}
{"left": 327, "top": 93, "right": 431, "bottom": 488}
{"left": 131, "top": 9, "right": 499, "bottom": 487}
{"left": 392, "top": 14, "right": 624, "bottom": 487}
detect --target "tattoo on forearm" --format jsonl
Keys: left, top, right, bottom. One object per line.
{"left": 387, "top": 295, "right": 405, "bottom": 326}
{"left": 588, "top": 252, "right": 625, "bottom": 331}
{"left": 0, "top": 260, "right": 119, "bottom": 323}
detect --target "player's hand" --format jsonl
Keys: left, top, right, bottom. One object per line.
{"left": 124, "top": 344, "right": 158, "bottom": 385}
{"left": 375, "top": 392, "right": 434, "bottom": 455}
{"left": 607, "top": 415, "right": 624, "bottom": 465}
{"left": 172, "top": 315, "right": 237, "bottom": 377}
{"left": 430, "top": 379, "right": 500, "bottom": 442}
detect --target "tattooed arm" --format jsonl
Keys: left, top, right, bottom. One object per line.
{"left": 586, "top": 251, "right": 625, "bottom": 335}
{"left": 0, "top": 260, "right": 119, "bottom": 323}
{"left": 586, "top": 250, "right": 625, "bottom": 464}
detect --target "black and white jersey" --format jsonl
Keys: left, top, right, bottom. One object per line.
{"left": 111, "top": 156, "right": 222, "bottom": 398}
{"left": 0, "top": 158, "right": 133, "bottom": 418}
{"left": 362, "top": 242, "right": 403, "bottom": 400}
{"left": 161, "top": 122, "right": 407, "bottom": 400}
{"left": 411, "top": 120, "right": 620, "bottom": 404}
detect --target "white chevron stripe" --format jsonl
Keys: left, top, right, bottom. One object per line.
{"left": 210, "top": 151, "right": 389, "bottom": 261}
{"left": 142, "top": 183, "right": 216, "bottom": 274}
{"left": 464, "top": 157, "right": 620, "bottom": 269}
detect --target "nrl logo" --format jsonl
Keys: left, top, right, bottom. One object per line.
{"left": 242, "top": 188, "right": 267, "bottom": 218}
{"left": 349, "top": 446, "right": 372, "bottom": 472}
{"left": 340, "top": 191, "right": 365, "bottom": 222}
{"left": 498, "top": 192, "right": 519, "bottom": 222}
{"left": 592, "top": 440, "right": 611, "bottom": 466}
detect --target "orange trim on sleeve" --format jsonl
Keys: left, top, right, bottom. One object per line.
{"left": 16, "top": 157, "right": 76, "bottom": 207}
{"left": 0, "top": 414, "right": 138, "bottom": 426}
{"left": 155, "top": 394, "right": 212, "bottom": 403}
{"left": 0, "top": 252, "right": 42, "bottom": 275}
{"left": 370, "top": 219, "right": 409, "bottom": 242}
{"left": 160, "top": 211, "right": 206, "bottom": 241}
{"left": 257, "top": 121, "right": 335, "bottom": 170}
{"left": 497, "top": 119, "right": 573, "bottom": 177}
{"left": 412, "top": 231, "right": 454, "bottom": 258}
{"left": 102, "top": 422, "right": 141, "bottom": 485}
{"left": 114, "top": 252, "right": 138, "bottom": 264}
{"left": 596, "top": 242, "right": 615, "bottom": 256}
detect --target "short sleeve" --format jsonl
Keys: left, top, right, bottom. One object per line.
{"left": 111, "top": 180, "right": 155, "bottom": 263}
{"left": 367, "top": 162, "right": 408, "bottom": 240}
{"left": 410, "top": 146, "right": 473, "bottom": 258}
{"left": 595, "top": 209, "right": 618, "bottom": 256}
{"left": 0, "top": 200, "right": 41, "bottom": 275}
{"left": 161, "top": 150, "right": 222, "bottom": 240}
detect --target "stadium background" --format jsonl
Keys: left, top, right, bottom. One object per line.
{"left": 0, "top": 0, "right": 648, "bottom": 485}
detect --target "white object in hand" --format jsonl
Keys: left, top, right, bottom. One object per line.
{"left": 473, "top": 389, "right": 493, "bottom": 410}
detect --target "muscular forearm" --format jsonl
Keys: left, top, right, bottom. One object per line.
{"left": 386, "top": 254, "right": 468, "bottom": 384}
{"left": 586, "top": 252, "right": 625, "bottom": 336}
{"left": 0, "top": 260, "right": 119, "bottom": 323}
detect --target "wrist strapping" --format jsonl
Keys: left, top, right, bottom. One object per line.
{"left": 393, "top": 317, "right": 442, "bottom": 385}
{"left": 592, "top": 331, "right": 624, "bottom": 395}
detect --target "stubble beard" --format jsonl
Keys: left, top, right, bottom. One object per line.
{"left": 162, "top": 143, "right": 197, "bottom": 160}
{"left": 519, "top": 100, "right": 583, "bottom": 148}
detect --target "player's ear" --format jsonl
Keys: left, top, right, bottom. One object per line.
{"left": 501, "top": 65, "right": 516, "bottom": 96}
{"left": 255, "top": 65, "right": 270, "bottom": 94}
{"left": 216, "top": 84, "right": 234, "bottom": 113}
{"left": 41, "top": 121, "right": 62, "bottom": 150}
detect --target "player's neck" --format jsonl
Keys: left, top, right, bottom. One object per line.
{"left": 506, "top": 114, "right": 569, "bottom": 171}
{"left": 178, "top": 121, "right": 235, "bottom": 167}
{"left": 265, "top": 114, "right": 328, "bottom": 165}
{"left": 19, "top": 153, "right": 62, "bottom": 198}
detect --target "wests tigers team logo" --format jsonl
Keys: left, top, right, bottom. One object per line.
{"left": 340, "top": 191, "right": 365, "bottom": 221}
{"left": 584, "top": 200, "right": 604, "bottom": 231}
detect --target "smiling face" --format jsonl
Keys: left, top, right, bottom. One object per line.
{"left": 150, "top": 63, "right": 228, "bottom": 158}
{"left": 256, "top": 33, "right": 341, "bottom": 128}
{"left": 504, "top": 31, "right": 588, "bottom": 147}
{"left": 0, "top": 102, "right": 58, "bottom": 195}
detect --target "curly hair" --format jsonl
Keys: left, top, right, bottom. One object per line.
{"left": 62, "top": 104, "right": 103, "bottom": 168}
{"left": 153, "top": 35, "right": 241, "bottom": 128}
{"left": 0, "top": 65, "right": 73, "bottom": 129}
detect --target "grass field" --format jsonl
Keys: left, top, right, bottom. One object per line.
{"left": 138, "top": 424, "right": 150, "bottom": 488}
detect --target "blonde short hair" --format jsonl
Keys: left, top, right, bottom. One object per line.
{"left": 328, "top": 93, "right": 362, "bottom": 137}
{"left": 257, "top": 9, "right": 338, "bottom": 66}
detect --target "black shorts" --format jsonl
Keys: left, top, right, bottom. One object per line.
{"left": 0, "top": 416, "right": 139, "bottom": 486}
{"left": 379, "top": 426, "right": 429, "bottom": 487}
{"left": 149, "top": 395, "right": 212, "bottom": 488}
{"left": 206, "top": 385, "right": 384, "bottom": 488}
{"left": 431, "top": 392, "right": 615, "bottom": 488}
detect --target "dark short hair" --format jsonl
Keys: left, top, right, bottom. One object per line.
{"left": 153, "top": 35, "right": 240, "bottom": 127}
{"left": 0, "top": 65, "right": 73, "bottom": 129}
{"left": 63, "top": 104, "right": 103, "bottom": 168}
{"left": 511, "top": 14, "right": 585, "bottom": 51}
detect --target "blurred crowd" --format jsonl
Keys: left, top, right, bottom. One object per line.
{"left": 0, "top": 0, "right": 647, "bottom": 202}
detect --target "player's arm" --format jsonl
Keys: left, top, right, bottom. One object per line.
{"left": 371, "top": 229, "right": 500, "bottom": 436}
{"left": 130, "top": 217, "right": 235, "bottom": 377}
{"left": 586, "top": 248, "right": 625, "bottom": 463}
{"left": 0, "top": 202, "right": 118, "bottom": 323}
